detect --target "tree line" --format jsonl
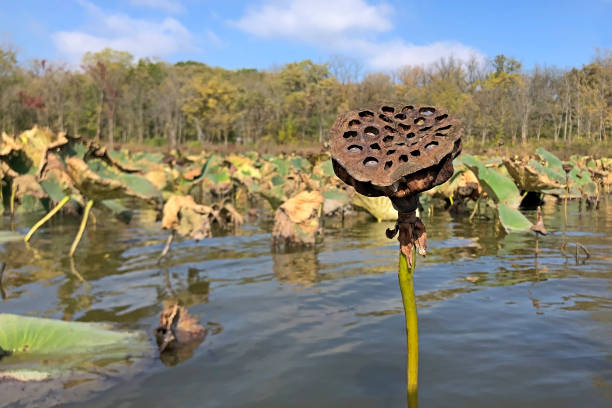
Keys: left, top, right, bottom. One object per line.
{"left": 1, "top": 46, "right": 610, "bottom": 149}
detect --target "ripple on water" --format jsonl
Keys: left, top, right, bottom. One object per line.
{"left": 0, "top": 200, "right": 611, "bottom": 407}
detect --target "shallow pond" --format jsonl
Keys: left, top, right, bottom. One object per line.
{"left": 1, "top": 199, "right": 611, "bottom": 407}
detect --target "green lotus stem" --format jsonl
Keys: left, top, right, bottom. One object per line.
{"left": 24, "top": 196, "right": 70, "bottom": 243}
{"left": 398, "top": 247, "right": 418, "bottom": 407}
{"left": 69, "top": 199, "right": 94, "bottom": 257}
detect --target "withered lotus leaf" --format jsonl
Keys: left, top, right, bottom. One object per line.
{"left": 272, "top": 190, "right": 323, "bottom": 247}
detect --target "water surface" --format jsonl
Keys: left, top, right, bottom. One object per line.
{"left": 1, "top": 200, "right": 611, "bottom": 407}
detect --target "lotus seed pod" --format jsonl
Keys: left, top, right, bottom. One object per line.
{"left": 329, "top": 102, "right": 462, "bottom": 204}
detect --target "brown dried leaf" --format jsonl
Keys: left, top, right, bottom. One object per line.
{"left": 0, "top": 133, "right": 20, "bottom": 156}
{"left": 13, "top": 175, "right": 47, "bottom": 200}
{"left": 161, "top": 195, "right": 214, "bottom": 240}
{"left": 272, "top": 191, "right": 323, "bottom": 247}
{"left": 182, "top": 166, "right": 203, "bottom": 181}
{"left": 154, "top": 304, "right": 206, "bottom": 354}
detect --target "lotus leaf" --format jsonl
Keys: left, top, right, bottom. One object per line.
{"left": 272, "top": 190, "right": 323, "bottom": 246}
{"left": 497, "top": 204, "right": 533, "bottom": 233}
{"left": 0, "top": 133, "right": 20, "bottom": 156}
{"left": 290, "top": 156, "right": 312, "bottom": 173}
{"left": 88, "top": 145, "right": 141, "bottom": 173}
{"left": 0, "top": 313, "right": 151, "bottom": 373}
{"left": 322, "top": 188, "right": 351, "bottom": 216}
{"left": 352, "top": 195, "right": 397, "bottom": 222}
{"left": 66, "top": 157, "right": 160, "bottom": 204}
{"left": 162, "top": 195, "right": 214, "bottom": 240}
{"left": 313, "top": 159, "right": 335, "bottom": 180}
{"left": 270, "top": 158, "right": 290, "bottom": 178}
{"left": 145, "top": 170, "right": 173, "bottom": 191}
{"left": 462, "top": 154, "right": 522, "bottom": 208}
{"left": 12, "top": 174, "right": 49, "bottom": 213}
{"left": 503, "top": 158, "right": 562, "bottom": 192}
{"left": 17, "top": 127, "right": 62, "bottom": 172}
{"left": 535, "top": 147, "right": 563, "bottom": 170}
{"left": 0, "top": 314, "right": 152, "bottom": 406}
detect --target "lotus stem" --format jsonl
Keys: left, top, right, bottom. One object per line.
{"left": 69, "top": 256, "right": 86, "bottom": 283}
{"left": 398, "top": 247, "right": 418, "bottom": 407}
{"left": 576, "top": 242, "right": 591, "bottom": 259}
{"left": 9, "top": 182, "right": 16, "bottom": 216}
{"left": 24, "top": 196, "right": 70, "bottom": 243}
{"left": 157, "top": 231, "right": 175, "bottom": 264}
{"left": 469, "top": 197, "right": 480, "bottom": 221}
{"left": 69, "top": 199, "right": 94, "bottom": 257}
{"left": 0, "top": 262, "right": 6, "bottom": 300}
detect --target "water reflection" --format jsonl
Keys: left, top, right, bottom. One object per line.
{"left": 160, "top": 267, "right": 210, "bottom": 307}
{"left": 273, "top": 249, "right": 319, "bottom": 286}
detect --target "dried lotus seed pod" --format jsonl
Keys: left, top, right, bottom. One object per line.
{"left": 329, "top": 102, "right": 462, "bottom": 202}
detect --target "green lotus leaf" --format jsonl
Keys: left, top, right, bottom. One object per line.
{"left": 39, "top": 179, "right": 65, "bottom": 202}
{"left": 498, "top": 204, "right": 532, "bottom": 233}
{"left": 67, "top": 158, "right": 161, "bottom": 204}
{"left": 0, "top": 314, "right": 152, "bottom": 373}
{"left": 270, "top": 174, "right": 285, "bottom": 186}
{"left": 290, "top": 156, "right": 311, "bottom": 173}
{"left": 313, "top": 159, "right": 335, "bottom": 179}
{"left": 463, "top": 154, "right": 521, "bottom": 208}
{"left": 535, "top": 147, "right": 563, "bottom": 170}
{"left": 271, "top": 158, "right": 290, "bottom": 178}
{"left": 203, "top": 164, "right": 230, "bottom": 184}
{"left": 258, "top": 185, "right": 286, "bottom": 210}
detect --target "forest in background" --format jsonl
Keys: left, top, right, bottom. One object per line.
{"left": 1, "top": 46, "right": 611, "bottom": 155}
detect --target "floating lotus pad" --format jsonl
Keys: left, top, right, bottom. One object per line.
{"left": 0, "top": 313, "right": 152, "bottom": 375}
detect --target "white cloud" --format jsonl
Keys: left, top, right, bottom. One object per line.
{"left": 51, "top": 1, "right": 197, "bottom": 62}
{"left": 233, "top": 0, "right": 391, "bottom": 41}
{"left": 232, "top": 0, "right": 485, "bottom": 70}
{"left": 129, "top": 0, "right": 184, "bottom": 14}
{"left": 353, "top": 39, "right": 485, "bottom": 71}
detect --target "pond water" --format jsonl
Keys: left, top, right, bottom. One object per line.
{"left": 1, "top": 199, "right": 611, "bottom": 407}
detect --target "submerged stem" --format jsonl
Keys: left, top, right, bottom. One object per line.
{"left": 24, "top": 196, "right": 70, "bottom": 243}
{"left": 399, "top": 247, "right": 418, "bottom": 408}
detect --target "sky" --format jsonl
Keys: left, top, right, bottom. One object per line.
{"left": 0, "top": 0, "right": 611, "bottom": 72}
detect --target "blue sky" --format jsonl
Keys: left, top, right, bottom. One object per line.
{"left": 1, "top": 0, "right": 611, "bottom": 72}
